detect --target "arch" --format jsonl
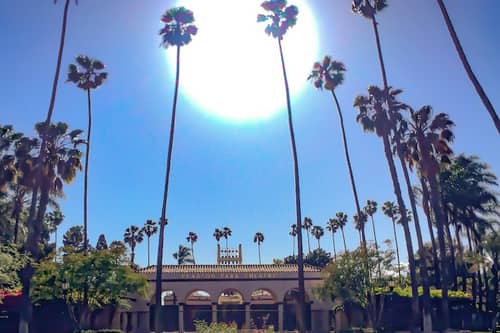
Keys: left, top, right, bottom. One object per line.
{"left": 161, "top": 290, "right": 177, "bottom": 305}
{"left": 251, "top": 288, "right": 277, "bottom": 304}
{"left": 185, "top": 289, "right": 212, "bottom": 305}
{"left": 217, "top": 288, "right": 244, "bottom": 305}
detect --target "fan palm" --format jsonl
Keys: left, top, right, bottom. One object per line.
{"left": 289, "top": 224, "right": 297, "bottom": 256}
{"left": 308, "top": 56, "right": 366, "bottom": 250}
{"left": 326, "top": 218, "right": 337, "bottom": 260}
{"left": 222, "top": 226, "right": 232, "bottom": 248}
{"left": 67, "top": 55, "right": 107, "bottom": 254}
{"left": 364, "top": 199, "right": 381, "bottom": 277}
{"left": 172, "top": 245, "right": 194, "bottom": 265}
{"left": 334, "top": 212, "right": 348, "bottom": 252}
{"left": 254, "top": 232, "right": 265, "bottom": 264}
{"left": 213, "top": 228, "right": 223, "bottom": 245}
{"left": 302, "top": 217, "right": 313, "bottom": 253}
{"left": 436, "top": 0, "right": 499, "bottom": 134}
{"left": 353, "top": 86, "right": 420, "bottom": 330}
{"left": 186, "top": 231, "right": 198, "bottom": 264}
{"left": 311, "top": 225, "right": 324, "bottom": 250}
{"left": 257, "top": 2, "right": 305, "bottom": 331}
{"left": 155, "top": 7, "right": 197, "bottom": 332}
{"left": 382, "top": 201, "right": 402, "bottom": 282}
{"left": 353, "top": 212, "right": 367, "bottom": 246}
{"left": 124, "top": 225, "right": 144, "bottom": 266}
{"left": 45, "top": 209, "right": 64, "bottom": 250}
{"left": 142, "top": 219, "right": 158, "bottom": 266}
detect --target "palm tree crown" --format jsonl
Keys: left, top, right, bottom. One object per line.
{"left": 159, "top": 7, "right": 198, "bottom": 48}
{"left": 172, "top": 245, "right": 194, "bottom": 265}
{"left": 67, "top": 55, "right": 108, "bottom": 90}
{"left": 123, "top": 225, "right": 144, "bottom": 265}
{"left": 308, "top": 56, "right": 345, "bottom": 91}
{"left": 351, "top": 0, "right": 387, "bottom": 19}
{"left": 257, "top": 0, "right": 298, "bottom": 40}
{"left": 254, "top": 232, "right": 265, "bottom": 245}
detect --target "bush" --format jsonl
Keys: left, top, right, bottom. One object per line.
{"left": 77, "top": 330, "right": 124, "bottom": 333}
{"left": 194, "top": 320, "right": 238, "bottom": 333}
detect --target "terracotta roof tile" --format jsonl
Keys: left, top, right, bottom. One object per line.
{"left": 138, "top": 264, "right": 321, "bottom": 274}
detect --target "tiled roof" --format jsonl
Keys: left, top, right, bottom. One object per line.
{"left": 138, "top": 264, "right": 321, "bottom": 274}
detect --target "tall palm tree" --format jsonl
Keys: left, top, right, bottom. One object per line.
{"left": 257, "top": 2, "right": 306, "bottom": 331}
{"left": 302, "top": 217, "right": 313, "bottom": 253}
{"left": 289, "top": 224, "right": 297, "bottom": 256}
{"left": 363, "top": 200, "right": 379, "bottom": 257}
{"left": 172, "top": 245, "right": 194, "bottom": 265}
{"left": 67, "top": 55, "right": 108, "bottom": 254}
{"left": 45, "top": 209, "right": 64, "bottom": 250}
{"left": 124, "top": 225, "right": 144, "bottom": 266}
{"left": 353, "top": 86, "right": 420, "bottom": 331}
{"left": 142, "top": 219, "right": 158, "bottom": 266}
{"left": 436, "top": 0, "right": 499, "bottom": 134}
{"left": 407, "top": 106, "right": 455, "bottom": 328}
{"left": 311, "top": 225, "right": 324, "bottom": 250}
{"left": 308, "top": 57, "right": 365, "bottom": 249}
{"left": 186, "top": 231, "right": 198, "bottom": 264}
{"left": 155, "top": 8, "right": 197, "bottom": 332}
{"left": 222, "top": 226, "right": 232, "bottom": 248}
{"left": 334, "top": 212, "right": 348, "bottom": 252}
{"left": 254, "top": 232, "right": 265, "bottom": 264}
{"left": 213, "top": 228, "right": 223, "bottom": 245}
{"left": 353, "top": 212, "right": 367, "bottom": 247}
{"left": 326, "top": 218, "right": 338, "bottom": 260}
{"left": 382, "top": 201, "right": 402, "bottom": 282}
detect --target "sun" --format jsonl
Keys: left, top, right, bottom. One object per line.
{"left": 166, "top": 0, "right": 319, "bottom": 122}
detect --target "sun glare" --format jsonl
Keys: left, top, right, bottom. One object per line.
{"left": 167, "top": 0, "right": 318, "bottom": 122}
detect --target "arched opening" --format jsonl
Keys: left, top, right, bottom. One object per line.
{"left": 161, "top": 290, "right": 176, "bottom": 305}
{"left": 152, "top": 290, "right": 179, "bottom": 332}
{"left": 283, "top": 289, "right": 311, "bottom": 331}
{"left": 217, "top": 289, "right": 245, "bottom": 329}
{"left": 184, "top": 290, "right": 212, "bottom": 331}
{"left": 251, "top": 289, "right": 278, "bottom": 330}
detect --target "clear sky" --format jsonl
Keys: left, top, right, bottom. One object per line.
{"left": 1, "top": 0, "right": 499, "bottom": 267}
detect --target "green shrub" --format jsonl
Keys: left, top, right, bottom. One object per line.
{"left": 76, "top": 330, "right": 124, "bottom": 333}
{"left": 194, "top": 320, "right": 238, "bottom": 333}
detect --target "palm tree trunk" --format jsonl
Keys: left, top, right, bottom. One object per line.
{"left": 191, "top": 242, "right": 195, "bottom": 265}
{"left": 420, "top": 177, "right": 441, "bottom": 287}
{"left": 317, "top": 238, "right": 320, "bottom": 250}
{"left": 131, "top": 247, "right": 135, "bottom": 266}
{"left": 14, "top": 207, "right": 21, "bottom": 244}
{"left": 445, "top": 219, "right": 458, "bottom": 290}
{"left": 19, "top": 1, "right": 71, "bottom": 331}
{"left": 278, "top": 37, "right": 306, "bottom": 333}
{"left": 436, "top": 0, "right": 500, "bottom": 134}
{"left": 382, "top": 134, "right": 420, "bottom": 333}
{"left": 147, "top": 236, "right": 151, "bottom": 266}
{"left": 83, "top": 89, "right": 91, "bottom": 254}
{"left": 155, "top": 45, "right": 181, "bottom": 333}
{"left": 370, "top": 215, "right": 382, "bottom": 278}
{"left": 258, "top": 243, "right": 261, "bottom": 264}
{"left": 330, "top": 91, "right": 365, "bottom": 249}
{"left": 391, "top": 216, "right": 402, "bottom": 283}
{"left": 466, "top": 227, "right": 478, "bottom": 307}
{"left": 397, "top": 149, "right": 433, "bottom": 332}
{"left": 453, "top": 224, "right": 467, "bottom": 292}
{"left": 306, "top": 230, "right": 311, "bottom": 253}
{"left": 341, "top": 228, "right": 347, "bottom": 252}
{"left": 292, "top": 236, "right": 295, "bottom": 256}
{"left": 331, "top": 231, "right": 337, "bottom": 260}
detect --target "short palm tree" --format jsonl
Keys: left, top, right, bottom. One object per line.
{"left": 436, "top": 0, "right": 499, "bottom": 134}
{"left": 67, "top": 55, "right": 107, "bottom": 254}
{"left": 334, "top": 212, "right": 349, "bottom": 252}
{"left": 142, "top": 219, "right": 158, "bottom": 266}
{"left": 173, "top": 245, "right": 194, "bottom": 265}
{"left": 257, "top": 2, "right": 306, "bottom": 331}
{"left": 222, "top": 226, "right": 232, "bottom": 248}
{"left": 254, "top": 232, "right": 265, "bottom": 264}
{"left": 302, "top": 217, "right": 313, "bottom": 253}
{"left": 45, "top": 209, "right": 65, "bottom": 250}
{"left": 186, "top": 231, "right": 198, "bottom": 264}
{"left": 382, "top": 201, "right": 402, "bottom": 282}
{"left": 308, "top": 56, "right": 365, "bottom": 249}
{"left": 326, "top": 218, "right": 338, "bottom": 260}
{"left": 124, "top": 225, "right": 144, "bottom": 266}
{"left": 155, "top": 7, "right": 197, "bottom": 331}
{"left": 311, "top": 225, "right": 324, "bottom": 250}
{"left": 289, "top": 224, "right": 297, "bottom": 256}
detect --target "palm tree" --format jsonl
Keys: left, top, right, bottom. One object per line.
{"left": 353, "top": 86, "right": 420, "bottom": 330}
{"left": 186, "top": 231, "right": 198, "bottom": 264}
{"left": 254, "top": 232, "right": 265, "bottom": 264}
{"left": 364, "top": 200, "right": 379, "bottom": 255}
{"left": 222, "top": 226, "right": 232, "bottom": 248}
{"left": 407, "top": 105, "right": 455, "bottom": 328}
{"left": 257, "top": 2, "right": 305, "bottom": 331}
{"left": 213, "top": 228, "right": 223, "bottom": 245}
{"left": 302, "top": 217, "right": 313, "bottom": 253}
{"left": 382, "top": 201, "right": 402, "bottom": 282}
{"left": 308, "top": 57, "right": 365, "bottom": 249}
{"left": 155, "top": 7, "right": 197, "bottom": 332}
{"left": 311, "top": 225, "right": 324, "bottom": 250}
{"left": 436, "top": 0, "right": 499, "bottom": 134}
{"left": 289, "top": 224, "right": 297, "bottom": 256}
{"left": 67, "top": 55, "right": 107, "bottom": 254}
{"left": 326, "top": 218, "right": 338, "bottom": 260}
{"left": 172, "top": 245, "right": 194, "bottom": 265}
{"left": 334, "top": 212, "right": 348, "bottom": 252}
{"left": 124, "top": 225, "right": 144, "bottom": 266}
{"left": 142, "top": 219, "right": 158, "bottom": 266}
{"left": 45, "top": 209, "right": 64, "bottom": 250}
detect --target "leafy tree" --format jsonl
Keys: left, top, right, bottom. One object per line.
{"left": 67, "top": 55, "right": 108, "bottom": 254}
{"left": 155, "top": 7, "right": 197, "bottom": 332}
{"left": 95, "top": 234, "right": 108, "bottom": 250}
{"left": 305, "top": 248, "right": 331, "bottom": 268}
{"left": 0, "top": 244, "right": 29, "bottom": 303}
{"left": 142, "top": 219, "right": 158, "bottom": 266}
{"left": 172, "top": 245, "right": 194, "bottom": 265}
{"left": 253, "top": 232, "right": 265, "bottom": 264}
{"left": 123, "top": 225, "right": 144, "bottom": 266}
{"left": 302, "top": 217, "right": 313, "bottom": 253}
{"left": 186, "top": 231, "right": 198, "bottom": 264}
{"left": 257, "top": 2, "right": 306, "bottom": 331}
{"left": 435, "top": 0, "right": 499, "bottom": 134}
{"left": 311, "top": 225, "right": 324, "bottom": 250}
{"left": 45, "top": 209, "right": 64, "bottom": 250}
{"left": 63, "top": 225, "right": 86, "bottom": 253}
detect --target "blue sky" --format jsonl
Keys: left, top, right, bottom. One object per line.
{"left": 1, "top": 0, "right": 499, "bottom": 267}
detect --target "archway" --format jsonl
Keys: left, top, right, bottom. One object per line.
{"left": 251, "top": 289, "right": 278, "bottom": 330}
{"left": 283, "top": 288, "right": 311, "bottom": 331}
{"left": 184, "top": 290, "right": 212, "bottom": 331}
{"left": 154, "top": 290, "right": 178, "bottom": 332}
{"left": 161, "top": 290, "right": 176, "bottom": 305}
{"left": 217, "top": 289, "right": 245, "bottom": 328}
